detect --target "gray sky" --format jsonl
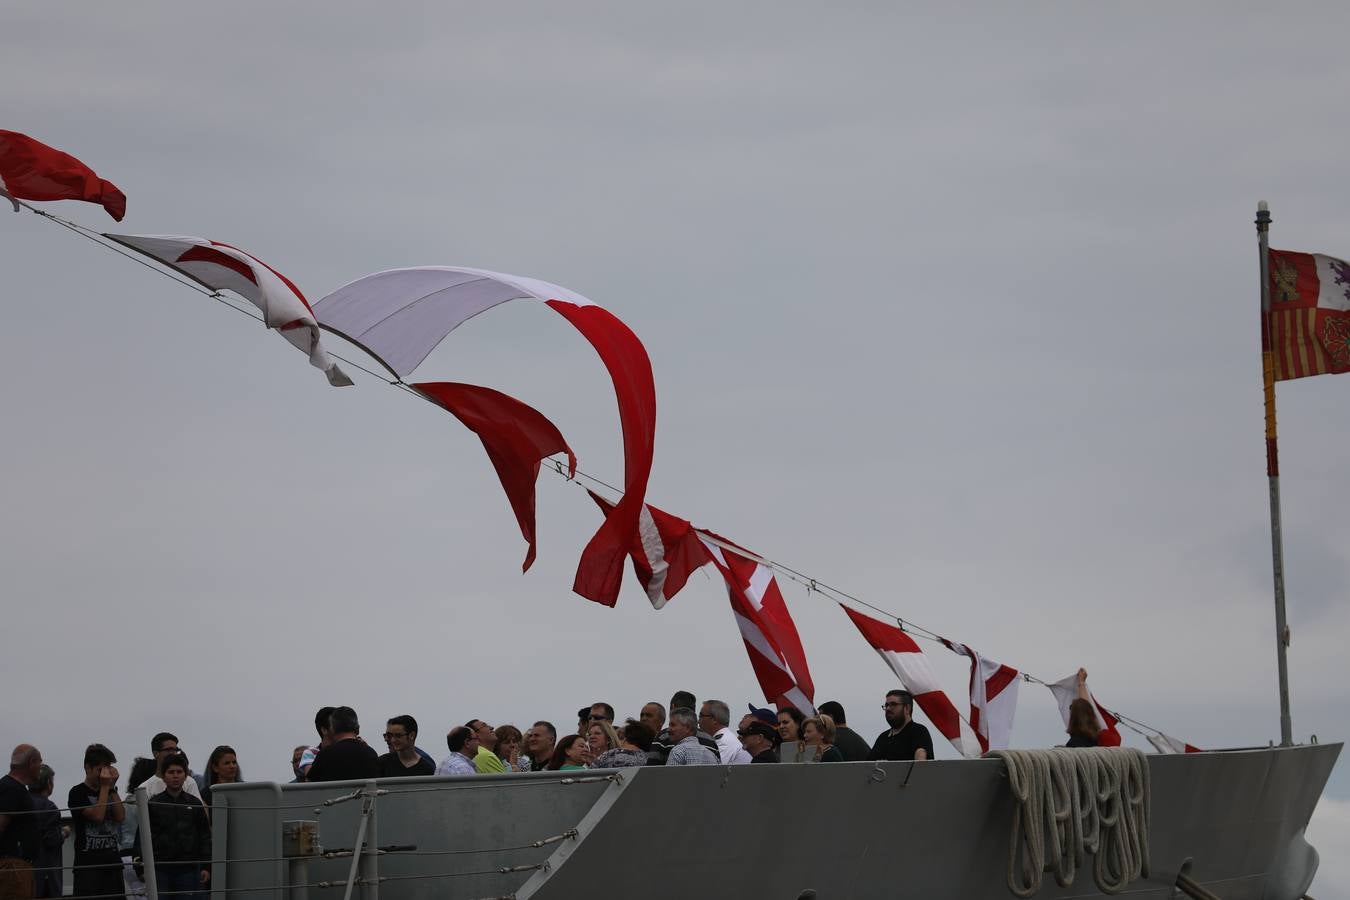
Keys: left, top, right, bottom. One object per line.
{"left": 2, "top": 1, "right": 1347, "bottom": 887}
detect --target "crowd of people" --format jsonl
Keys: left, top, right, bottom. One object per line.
{"left": 0, "top": 735, "right": 239, "bottom": 900}
{"left": 290, "top": 689, "right": 934, "bottom": 785}
{"left": 0, "top": 674, "right": 1106, "bottom": 900}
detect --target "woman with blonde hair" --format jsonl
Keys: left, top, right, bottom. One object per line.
{"left": 585, "top": 719, "right": 620, "bottom": 759}
{"left": 801, "top": 714, "right": 844, "bottom": 763}
{"left": 591, "top": 720, "right": 651, "bottom": 769}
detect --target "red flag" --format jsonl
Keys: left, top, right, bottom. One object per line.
{"left": 415, "top": 382, "right": 576, "bottom": 572}
{"left": 588, "top": 491, "right": 711, "bottom": 608}
{"left": 1147, "top": 733, "right": 1203, "bottom": 754}
{"left": 940, "top": 638, "right": 1020, "bottom": 753}
{"left": 312, "top": 268, "right": 656, "bottom": 606}
{"left": 840, "top": 605, "right": 980, "bottom": 757}
{"left": 0, "top": 130, "right": 125, "bottom": 221}
{"left": 545, "top": 301, "right": 656, "bottom": 606}
{"left": 701, "top": 534, "right": 815, "bottom": 712}
{"left": 585, "top": 493, "right": 813, "bottom": 709}
{"left": 105, "top": 234, "right": 351, "bottom": 386}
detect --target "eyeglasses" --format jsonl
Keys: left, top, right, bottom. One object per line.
{"left": 382, "top": 732, "right": 408, "bottom": 740}
{"left": 736, "top": 730, "right": 749, "bottom": 738}
{"left": 883, "top": 702, "right": 904, "bottom": 709}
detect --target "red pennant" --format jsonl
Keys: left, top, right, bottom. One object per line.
{"left": 0, "top": 130, "right": 125, "bottom": 221}
{"left": 415, "top": 382, "right": 575, "bottom": 572}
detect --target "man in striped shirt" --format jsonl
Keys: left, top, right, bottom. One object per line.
{"left": 664, "top": 709, "right": 719, "bottom": 766}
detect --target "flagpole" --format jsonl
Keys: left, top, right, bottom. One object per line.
{"left": 1256, "top": 200, "right": 1293, "bottom": 747}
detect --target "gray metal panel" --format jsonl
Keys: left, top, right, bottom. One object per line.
{"left": 213, "top": 772, "right": 613, "bottom": 900}
{"left": 212, "top": 744, "right": 1341, "bottom": 900}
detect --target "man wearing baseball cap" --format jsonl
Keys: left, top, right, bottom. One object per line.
{"left": 739, "top": 720, "right": 780, "bottom": 764}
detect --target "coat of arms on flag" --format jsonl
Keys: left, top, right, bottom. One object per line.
{"left": 1265, "top": 249, "right": 1350, "bottom": 379}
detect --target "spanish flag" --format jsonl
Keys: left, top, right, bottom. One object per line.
{"left": 1265, "top": 249, "right": 1350, "bottom": 381}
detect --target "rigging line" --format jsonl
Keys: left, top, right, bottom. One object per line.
{"left": 542, "top": 458, "right": 993, "bottom": 737}
{"left": 14, "top": 203, "right": 1183, "bottom": 744}
{"left": 543, "top": 456, "right": 1195, "bottom": 743}
{"left": 1110, "top": 709, "right": 1175, "bottom": 738}
{"left": 548, "top": 455, "right": 948, "bottom": 640}
{"left": 17, "top": 200, "right": 410, "bottom": 390}
{"left": 21, "top": 203, "right": 218, "bottom": 299}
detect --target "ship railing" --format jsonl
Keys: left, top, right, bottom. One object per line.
{"left": 26, "top": 777, "right": 615, "bottom": 900}
{"left": 205, "top": 778, "right": 598, "bottom": 900}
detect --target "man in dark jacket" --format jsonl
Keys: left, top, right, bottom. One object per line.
{"left": 740, "top": 722, "right": 780, "bottom": 763}
{"left": 307, "top": 707, "right": 378, "bottom": 782}
{"left": 0, "top": 744, "right": 42, "bottom": 900}
{"left": 817, "top": 701, "right": 872, "bottom": 762}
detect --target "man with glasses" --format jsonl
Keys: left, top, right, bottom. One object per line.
{"left": 699, "top": 701, "right": 750, "bottom": 765}
{"left": 435, "top": 727, "right": 479, "bottom": 777}
{"left": 140, "top": 733, "right": 203, "bottom": 799}
{"left": 587, "top": 703, "right": 614, "bottom": 726}
{"left": 868, "top": 690, "right": 933, "bottom": 761}
{"left": 466, "top": 720, "right": 506, "bottom": 774}
{"left": 377, "top": 716, "right": 433, "bottom": 777}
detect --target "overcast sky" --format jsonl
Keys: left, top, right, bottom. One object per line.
{"left": 1, "top": 2, "right": 1346, "bottom": 888}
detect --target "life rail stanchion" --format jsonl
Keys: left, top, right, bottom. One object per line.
{"left": 135, "top": 787, "right": 159, "bottom": 900}
{"left": 210, "top": 790, "right": 228, "bottom": 900}
{"left": 339, "top": 784, "right": 375, "bottom": 900}
{"left": 359, "top": 782, "right": 377, "bottom": 900}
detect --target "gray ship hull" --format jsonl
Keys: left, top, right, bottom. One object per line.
{"left": 210, "top": 742, "right": 1340, "bottom": 900}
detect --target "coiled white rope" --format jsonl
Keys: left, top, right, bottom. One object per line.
{"left": 986, "top": 747, "right": 1150, "bottom": 897}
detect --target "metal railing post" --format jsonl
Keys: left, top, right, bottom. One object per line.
{"left": 359, "top": 782, "right": 377, "bottom": 900}
{"left": 211, "top": 792, "right": 228, "bottom": 900}
{"left": 135, "top": 787, "right": 159, "bottom": 900}
{"left": 339, "top": 786, "right": 373, "bottom": 900}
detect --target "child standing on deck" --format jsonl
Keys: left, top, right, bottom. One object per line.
{"left": 142, "top": 754, "right": 210, "bottom": 900}
{"left": 69, "top": 744, "right": 124, "bottom": 900}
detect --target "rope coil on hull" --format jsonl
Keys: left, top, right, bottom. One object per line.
{"left": 986, "top": 747, "right": 1150, "bottom": 897}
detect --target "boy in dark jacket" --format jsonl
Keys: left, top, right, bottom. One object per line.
{"left": 144, "top": 754, "right": 210, "bottom": 899}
